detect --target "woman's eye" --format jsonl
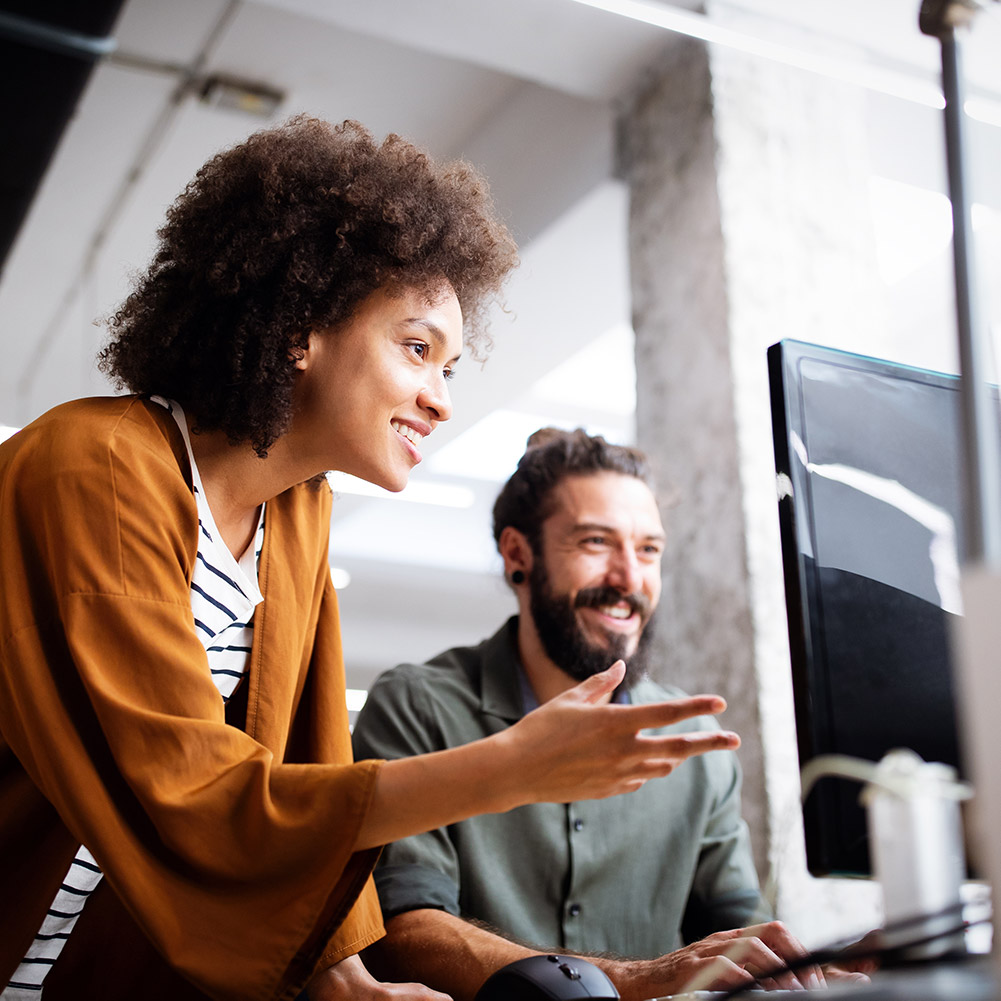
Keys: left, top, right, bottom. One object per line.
{"left": 443, "top": 367, "right": 456, "bottom": 381}
{"left": 409, "top": 341, "right": 428, "bottom": 358}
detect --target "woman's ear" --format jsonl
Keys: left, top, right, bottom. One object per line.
{"left": 498, "top": 526, "right": 533, "bottom": 584}
{"left": 292, "top": 333, "right": 315, "bottom": 371}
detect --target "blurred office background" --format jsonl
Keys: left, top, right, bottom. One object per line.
{"left": 1, "top": 0, "right": 999, "bottom": 948}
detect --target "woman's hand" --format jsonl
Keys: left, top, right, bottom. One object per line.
{"left": 306, "top": 954, "right": 452, "bottom": 1001}
{"left": 496, "top": 660, "right": 740, "bottom": 805}
{"left": 356, "top": 660, "right": 738, "bottom": 850}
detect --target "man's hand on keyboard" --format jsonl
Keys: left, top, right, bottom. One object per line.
{"left": 605, "top": 921, "right": 828, "bottom": 1000}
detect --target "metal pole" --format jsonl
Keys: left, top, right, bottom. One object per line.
{"left": 920, "top": 1, "right": 1001, "bottom": 568}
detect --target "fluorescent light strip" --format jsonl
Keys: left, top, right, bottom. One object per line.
{"left": 568, "top": 0, "right": 947, "bottom": 108}
{"left": 326, "top": 471, "right": 475, "bottom": 508}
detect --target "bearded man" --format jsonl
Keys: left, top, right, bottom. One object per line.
{"left": 352, "top": 428, "right": 827, "bottom": 1001}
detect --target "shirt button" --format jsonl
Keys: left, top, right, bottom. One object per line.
{"left": 573, "top": 818, "right": 584, "bottom": 832}
{"left": 568, "top": 903, "right": 582, "bottom": 917}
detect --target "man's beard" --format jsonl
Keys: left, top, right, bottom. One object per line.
{"left": 527, "top": 559, "right": 655, "bottom": 689}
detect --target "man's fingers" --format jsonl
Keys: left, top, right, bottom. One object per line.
{"left": 750, "top": 922, "right": 825, "bottom": 988}
{"left": 735, "top": 922, "right": 824, "bottom": 991}
{"left": 722, "top": 938, "right": 805, "bottom": 992}
{"left": 684, "top": 955, "right": 757, "bottom": 993}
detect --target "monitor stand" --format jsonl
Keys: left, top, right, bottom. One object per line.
{"left": 863, "top": 749, "right": 970, "bottom": 962}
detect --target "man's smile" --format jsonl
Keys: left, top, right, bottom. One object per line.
{"left": 578, "top": 602, "right": 642, "bottom": 634}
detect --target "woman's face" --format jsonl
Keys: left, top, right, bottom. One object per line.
{"left": 290, "top": 283, "right": 463, "bottom": 491}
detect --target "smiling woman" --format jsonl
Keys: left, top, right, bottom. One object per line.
{"left": 289, "top": 285, "right": 463, "bottom": 493}
{"left": 0, "top": 116, "right": 737, "bottom": 1001}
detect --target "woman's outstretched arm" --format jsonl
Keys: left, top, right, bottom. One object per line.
{"left": 354, "top": 660, "right": 739, "bottom": 851}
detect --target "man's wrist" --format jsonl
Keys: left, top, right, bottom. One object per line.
{"left": 589, "top": 956, "right": 658, "bottom": 1001}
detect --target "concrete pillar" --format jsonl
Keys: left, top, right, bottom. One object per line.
{"left": 618, "top": 30, "right": 885, "bottom": 945}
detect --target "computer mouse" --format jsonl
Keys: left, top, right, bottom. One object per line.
{"left": 474, "top": 953, "right": 621, "bottom": 1000}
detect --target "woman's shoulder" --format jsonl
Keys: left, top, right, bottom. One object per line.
{"left": 0, "top": 397, "right": 199, "bottom": 602}
{"left": 2, "top": 395, "right": 190, "bottom": 509}
{"left": 43, "top": 395, "right": 175, "bottom": 444}
{"left": 7, "top": 395, "right": 179, "bottom": 459}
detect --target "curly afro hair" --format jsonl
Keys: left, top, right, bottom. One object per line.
{"left": 99, "top": 115, "right": 518, "bottom": 455}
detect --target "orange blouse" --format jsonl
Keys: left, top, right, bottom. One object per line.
{"left": 0, "top": 397, "right": 384, "bottom": 1001}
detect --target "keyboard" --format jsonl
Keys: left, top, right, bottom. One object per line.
{"left": 648, "top": 957, "right": 996, "bottom": 1001}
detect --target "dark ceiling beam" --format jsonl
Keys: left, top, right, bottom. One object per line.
{"left": 0, "top": 1, "right": 127, "bottom": 274}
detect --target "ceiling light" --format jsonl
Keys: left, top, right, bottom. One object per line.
{"left": 326, "top": 471, "right": 475, "bottom": 508}
{"left": 429, "top": 409, "right": 629, "bottom": 482}
{"left": 529, "top": 323, "right": 637, "bottom": 416}
{"left": 329, "top": 566, "right": 352, "bottom": 590}
{"left": 199, "top": 74, "right": 285, "bottom": 118}
{"left": 0, "top": 425, "right": 21, "bottom": 444}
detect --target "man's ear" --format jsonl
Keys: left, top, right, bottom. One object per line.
{"left": 498, "top": 526, "right": 533, "bottom": 582}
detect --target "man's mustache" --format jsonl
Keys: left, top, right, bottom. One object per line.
{"left": 574, "top": 586, "right": 651, "bottom": 620}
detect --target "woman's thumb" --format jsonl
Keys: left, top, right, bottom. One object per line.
{"left": 573, "top": 660, "right": 626, "bottom": 703}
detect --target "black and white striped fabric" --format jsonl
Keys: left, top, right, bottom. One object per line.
{"left": 2, "top": 399, "right": 264, "bottom": 998}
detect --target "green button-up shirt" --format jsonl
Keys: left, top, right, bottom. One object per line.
{"left": 352, "top": 618, "right": 768, "bottom": 958}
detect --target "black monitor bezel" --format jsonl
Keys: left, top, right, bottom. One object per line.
{"left": 767, "top": 338, "right": 966, "bottom": 877}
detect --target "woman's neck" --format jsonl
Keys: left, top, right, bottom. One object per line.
{"left": 185, "top": 426, "right": 284, "bottom": 560}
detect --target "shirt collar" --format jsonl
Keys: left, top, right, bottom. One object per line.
{"left": 479, "top": 617, "right": 526, "bottom": 721}
{"left": 479, "top": 615, "right": 631, "bottom": 719}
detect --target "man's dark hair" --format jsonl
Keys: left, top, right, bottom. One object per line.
{"left": 491, "top": 427, "right": 652, "bottom": 553}
{"left": 99, "top": 115, "right": 518, "bottom": 456}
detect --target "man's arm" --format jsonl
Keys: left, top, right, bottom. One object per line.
{"left": 682, "top": 749, "right": 772, "bottom": 940}
{"left": 365, "top": 909, "right": 825, "bottom": 1001}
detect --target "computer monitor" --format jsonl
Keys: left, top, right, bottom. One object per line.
{"left": 767, "top": 339, "right": 972, "bottom": 877}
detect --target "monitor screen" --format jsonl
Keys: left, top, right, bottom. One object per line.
{"left": 767, "top": 339, "right": 972, "bottom": 877}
